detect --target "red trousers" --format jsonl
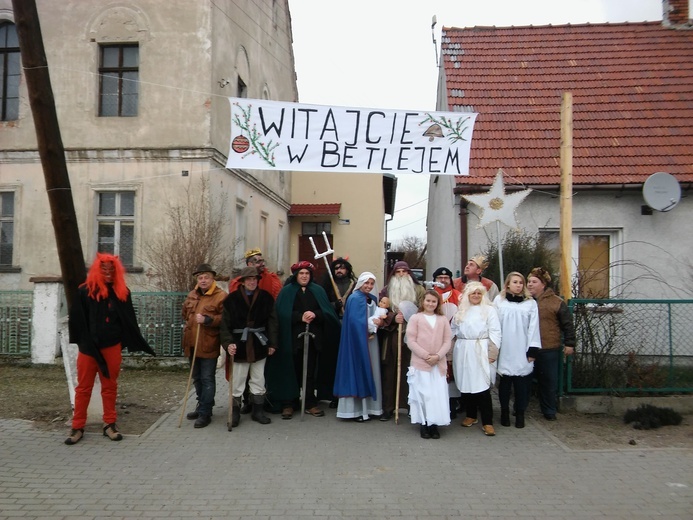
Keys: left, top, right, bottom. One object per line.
{"left": 72, "top": 344, "right": 122, "bottom": 429}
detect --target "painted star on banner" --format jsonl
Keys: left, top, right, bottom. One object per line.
{"left": 462, "top": 170, "right": 531, "bottom": 229}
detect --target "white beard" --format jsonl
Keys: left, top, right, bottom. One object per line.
{"left": 388, "top": 276, "right": 417, "bottom": 309}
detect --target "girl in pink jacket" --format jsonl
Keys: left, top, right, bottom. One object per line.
{"left": 406, "top": 290, "right": 452, "bottom": 439}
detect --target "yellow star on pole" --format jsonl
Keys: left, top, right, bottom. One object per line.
{"left": 462, "top": 170, "right": 531, "bottom": 229}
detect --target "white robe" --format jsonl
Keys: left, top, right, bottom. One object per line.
{"left": 451, "top": 305, "right": 501, "bottom": 394}
{"left": 493, "top": 295, "right": 541, "bottom": 377}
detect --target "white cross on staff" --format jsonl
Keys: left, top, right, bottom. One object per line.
{"left": 308, "top": 231, "right": 342, "bottom": 300}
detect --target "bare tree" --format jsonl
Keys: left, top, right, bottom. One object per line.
{"left": 142, "top": 177, "right": 241, "bottom": 291}
{"left": 394, "top": 235, "right": 427, "bottom": 270}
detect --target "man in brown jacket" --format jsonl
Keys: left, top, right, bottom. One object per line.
{"left": 182, "top": 263, "right": 227, "bottom": 428}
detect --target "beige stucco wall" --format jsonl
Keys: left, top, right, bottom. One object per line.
{"left": 0, "top": 0, "right": 296, "bottom": 290}
{"left": 290, "top": 171, "right": 388, "bottom": 286}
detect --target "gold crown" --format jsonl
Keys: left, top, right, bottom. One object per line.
{"left": 244, "top": 248, "right": 262, "bottom": 259}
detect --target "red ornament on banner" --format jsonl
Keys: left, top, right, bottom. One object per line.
{"left": 231, "top": 135, "right": 250, "bottom": 153}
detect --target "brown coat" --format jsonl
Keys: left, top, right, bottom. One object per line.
{"left": 182, "top": 283, "right": 227, "bottom": 358}
{"left": 535, "top": 288, "right": 576, "bottom": 350}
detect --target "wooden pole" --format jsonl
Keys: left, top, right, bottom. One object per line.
{"left": 559, "top": 92, "right": 573, "bottom": 301}
{"left": 11, "top": 0, "right": 86, "bottom": 308}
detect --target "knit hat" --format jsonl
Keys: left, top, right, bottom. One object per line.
{"left": 528, "top": 267, "right": 551, "bottom": 287}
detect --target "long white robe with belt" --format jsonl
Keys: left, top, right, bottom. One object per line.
{"left": 451, "top": 305, "right": 501, "bottom": 394}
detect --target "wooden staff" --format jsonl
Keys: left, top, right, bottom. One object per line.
{"left": 178, "top": 324, "right": 200, "bottom": 428}
{"left": 227, "top": 352, "right": 234, "bottom": 432}
{"left": 395, "top": 322, "right": 403, "bottom": 425}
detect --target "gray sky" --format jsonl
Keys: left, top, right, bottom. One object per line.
{"left": 288, "top": 0, "right": 666, "bottom": 243}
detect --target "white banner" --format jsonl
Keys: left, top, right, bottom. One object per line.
{"left": 226, "top": 98, "right": 477, "bottom": 175}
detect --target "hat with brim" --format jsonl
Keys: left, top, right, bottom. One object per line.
{"left": 238, "top": 266, "right": 261, "bottom": 281}
{"left": 193, "top": 263, "right": 216, "bottom": 277}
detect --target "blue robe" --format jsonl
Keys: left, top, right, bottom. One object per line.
{"left": 333, "top": 290, "right": 378, "bottom": 399}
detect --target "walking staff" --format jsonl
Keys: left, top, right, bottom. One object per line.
{"left": 226, "top": 353, "right": 234, "bottom": 431}
{"left": 178, "top": 325, "right": 200, "bottom": 428}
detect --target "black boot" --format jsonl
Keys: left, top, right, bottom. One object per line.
{"left": 420, "top": 424, "right": 431, "bottom": 439}
{"left": 186, "top": 404, "right": 200, "bottom": 420}
{"left": 501, "top": 408, "right": 511, "bottom": 427}
{"left": 251, "top": 394, "right": 271, "bottom": 424}
{"left": 449, "top": 398, "right": 458, "bottom": 420}
{"left": 231, "top": 397, "right": 241, "bottom": 428}
{"left": 515, "top": 412, "right": 525, "bottom": 429}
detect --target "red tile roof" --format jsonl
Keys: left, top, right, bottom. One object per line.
{"left": 288, "top": 203, "right": 341, "bottom": 216}
{"left": 441, "top": 21, "right": 693, "bottom": 189}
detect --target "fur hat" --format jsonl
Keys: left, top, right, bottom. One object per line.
{"left": 528, "top": 267, "right": 552, "bottom": 287}
{"left": 244, "top": 248, "right": 262, "bottom": 259}
{"left": 432, "top": 266, "right": 453, "bottom": 279}
{"left": 192, "top": 263, "right": 216, "bottom": 276}
{"left": 291, "top": 261, "right": 315, "bottom": 273}
{"left": 469, "top": 255, "right": 489, "bottom": 271}
{"left": 238, "top": 266, "right": 261, "bottom": 281}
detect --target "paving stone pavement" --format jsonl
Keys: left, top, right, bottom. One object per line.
{"left": 1, "top": 369, "right": 691, "bottom": 519}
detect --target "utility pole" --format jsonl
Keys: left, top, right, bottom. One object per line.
{"left": 559, "top": 92, "right": 573, "bottom": 301}
{"left": 11, "top": 0, "right": 86, "bottom": 310}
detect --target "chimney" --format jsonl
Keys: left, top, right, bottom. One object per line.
{"left": 663, "top": 0, "right": 691, "bottom": 27}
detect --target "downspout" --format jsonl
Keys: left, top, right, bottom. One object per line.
{"left": 459, "top": 197, "right": 469, "bottom": 275}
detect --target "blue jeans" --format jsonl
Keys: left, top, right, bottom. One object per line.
{"left": 535, "top": 349, "right": 560, "bottom": 416}
{"left": 191, "top": 356, "right": 217, "bottom": 417}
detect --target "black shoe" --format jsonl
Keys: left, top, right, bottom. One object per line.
{"left": 544, "top": 414, "right": 557, "bottom": 421}
{"left": 329, "top": 399, "right": 338, "bottom": 409}
{"left": 354, "top": 416, "right": 371, "bottom": 422}
{"left": 186, "top": 410, "right": 199, "bottom": 420}
{"left": 379, "top": 411, "right": 393, "bottom": 422}
{"left": 500, "top": 409, "right": 511, "bottom": 427}
{"left": 194, "top": 415, "right": 212, "bottom": 428}
{"left": 420, "top": 425, "right": 431, "bottom": 439}
{"left": 429, "top": 425, "right": 440, "bottom": 439}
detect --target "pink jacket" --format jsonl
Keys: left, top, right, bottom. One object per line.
{"left": 406, "top": 313, "right": 452, "bottom": 376}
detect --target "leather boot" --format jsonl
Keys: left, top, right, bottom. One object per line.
{"left": 251, "top": 394, "right": 271, "bottom": 424}
{"left": 515, "top": 412, "right": 525, "bottom": 429}
{"left": 232, "top": 397, "right": 241, "bottom": 427}
{"left": 501, "top": 408, "right": 511, "bottom": 427}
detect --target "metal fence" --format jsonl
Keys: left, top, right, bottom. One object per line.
{"left": 130, "top": 292, "right": 188, "bottom": 357}
{"left": 0, "top": 291, "right": 33, "bottom": 355}
{"left": 565, "top": 299, "right": 693, "bottom": 394}
{"left": 0, "top": 291, "right": 188, "bottom": 358}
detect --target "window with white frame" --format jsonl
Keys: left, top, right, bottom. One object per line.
{"left": 97, "top": 191, "right": 135, "bottom": 267}
{"left": 540, "top": 229, "right": 622, "bottom": 298}
{"left": 0, "top": 191, "right": 14, "bottom": 265}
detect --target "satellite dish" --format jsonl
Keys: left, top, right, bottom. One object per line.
{"left": 643, "top": 172, "right": 681, "bottom": 212}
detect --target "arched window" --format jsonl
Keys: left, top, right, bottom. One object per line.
{"left": 0, "top": 22, "right": 20, "bottom": 121}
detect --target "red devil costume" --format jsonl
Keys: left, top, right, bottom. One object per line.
{"left": 66, "top": 253, "right": 155, "bottom": 445}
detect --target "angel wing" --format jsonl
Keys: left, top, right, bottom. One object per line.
{"left": 397, "top": 300, "right": 419, "bottom": 322}
{"left": 442, "top": 303, "right": 458, "bottom": 321}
